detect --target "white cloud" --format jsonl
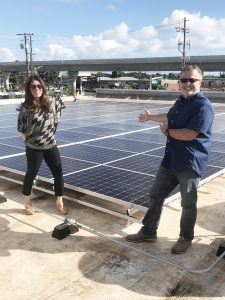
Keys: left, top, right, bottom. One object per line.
{"left": 102, "top": 23, "right": 129, "bottom": 41}
{"left": 160, "top": 9, "right": 225, "bottom": 55}
{"left": 0, "top": 48, "right": 17, "bottom": 62}
{"left": 47, "top": 44, "right": 75, "bottom": 58}
{"left": 38, "top": 22, "right": 167, "bottom": 60}
{"left": 3, "top": 9, "right": 225, "bottom": 62}
{"left": 133, "top": 26, "right": 158, "bottom": 40}
{"left": 108, "top": 4, "right": 116, "bottom": 11}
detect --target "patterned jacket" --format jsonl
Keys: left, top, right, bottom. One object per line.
{"left": 17, "top": 96, "right": 65, "bottom": 150}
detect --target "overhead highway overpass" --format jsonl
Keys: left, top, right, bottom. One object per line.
{"left": 1, "top": 55, "right": 225, "bottom": 73}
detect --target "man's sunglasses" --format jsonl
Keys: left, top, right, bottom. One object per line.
{"left": 179, "top": 78, "right": 200, "bottom": 83}
{"left": 30, "top": 84, "right": 43, "bottom": 90}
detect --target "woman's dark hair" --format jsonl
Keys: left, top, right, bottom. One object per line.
{"left": 17, "top": 74, "right": 51, "bottom": 112}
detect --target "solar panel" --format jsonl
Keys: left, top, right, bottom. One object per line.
{"left": 63, "top": 165, "right": 154, "bottom": 208}
{"left": 0, "top": 101, "right": 225, "bottom": 215}
{"left": 59, "top": 144, "right": 131, "bottom": 163}
{"left": 211, "top": 141, "right": 225, "bottom": 153}
{"left": 212, "top": 116, "right": 225, "bottom": 132}
{"left": 208, "top": 151, "right": 225, "bottom": 166}
{"left": 86, "top": 137, "right": 163, "bottom": 153}
{"left": 116, "top": 130, "right": 167, "bottom": 144}
{"left": 0, "top": 154, "right": 26, "bottom": 173}
{"left": 0, "top": 144, "right": 24, "bottom": 157}
{"left": 108, "top": 154, "right": 161, "bottom": 175}
{"left": 96, "top": 122, "right": 149, "bottom": 131}
{"left": 56, "top": 130, "right": 101, "bottom": 142}
{"left": 0, "top": 118, "right": 16, "bottom": 127}
{"left": 0, "top": 136, "right": 25, "bottom": 148}
{"left": 202, "top": 164, "right": 224, "bottom": 179}
{"left": 0, "top": 130, "right": 18, "bottom": 139}
{"left": 69, "top": 125, "right": 126, "bottom": 136}
{"left": 144, "top": 147, "right": 165, "bottom": 157}
{"left": 38, "top": 156, "right": 98, "bottom": 178}
{"left": 212, "top": 132, "right": 225, "bottom": 141}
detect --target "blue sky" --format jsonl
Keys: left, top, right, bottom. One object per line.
{"left": 1, "top": 0, "right": 225, "bottom": 62}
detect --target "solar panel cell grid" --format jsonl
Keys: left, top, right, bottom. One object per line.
{"left": 208, "top": 151, "right": 225, "bottom": 166}
{"left": 63, "top": 165, "right": 154, "bottom": 205}
{"left": 0, "top": 136, "right": 25, "bottom": 148}
{"left": 38, "top": 156, "right": 98, "bottom": 178}
{"left": 0, "top": 101, "right": 225, "bottom": 211}
{"left": 109, "top": 154, "right": 161, "bottom": 175}
{"left": 56, "top": 130, "right": 101, "bottom": 142}
{"left": 117, "top": 131, "right": 167, "bottom": 144}
{"left": 86, "top": 138, "right": 162, "bottom": 153}
{"left": 0, "top": 155, "right": 26, "bottom": 172}
{"left": 70, "top": 125, "right": 126, "bottom": 136}
{"left": 211, "top": 141, "right": 225, "bottom": 153}
{"left": 0, "top": 144, "right": 24, "bottom": 157}
{"left": 59, "top": 144, "right": 131, "bottom": 163}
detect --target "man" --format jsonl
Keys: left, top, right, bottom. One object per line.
{"left": 126, "top": 65, "right": 214, "bottom": 254}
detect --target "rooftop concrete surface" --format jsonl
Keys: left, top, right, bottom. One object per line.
{"left": 0, "top": 96, "right": 225, "bottom": 299}
{"left": 0, "top": 171, "right": 225, "bottom": 299}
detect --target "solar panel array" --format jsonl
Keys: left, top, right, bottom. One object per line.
{"left": 0, "top": 100, "right": 225, "bottom": 212}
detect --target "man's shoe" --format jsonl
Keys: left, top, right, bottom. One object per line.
{"left": 171, "top": 237, "right": 192, "bottom": 254}
{"left": 125, "top": 230, "right": 157, "bottom": 243}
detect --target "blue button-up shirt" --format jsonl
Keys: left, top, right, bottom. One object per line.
{"left": 161, "top": 92, "right": 214, "bottom": 176}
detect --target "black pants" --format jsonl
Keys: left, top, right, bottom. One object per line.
{"left": 23, "top": 146, "right": 64, "bottom": 197}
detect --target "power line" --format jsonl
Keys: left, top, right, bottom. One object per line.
{"left": 154, "top": 19, "right": 184, "bottom": 29}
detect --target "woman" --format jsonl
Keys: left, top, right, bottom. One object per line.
{"left": 17, "top": 74, "right": 68, "bottom": 215}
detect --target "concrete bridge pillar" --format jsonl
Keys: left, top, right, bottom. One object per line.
{"left": 68, "top": 70, "right": 79, "bottom": 100}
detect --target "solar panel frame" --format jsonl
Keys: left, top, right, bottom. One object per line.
{"left": 0, "top": 100, "right": 225, "bottom": 215}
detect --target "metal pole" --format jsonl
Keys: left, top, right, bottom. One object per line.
{"left": 176, "top": 17, "right": 190, "bottom": 69}
{"left": 182, "top": 17, "right": 187, "bottom": 68}
{"left": 149, "top": 75, "right": 152, "bottom": 90}
{"left": 17, "top": 33, "right": 34, "bottom": 77}
{"left": 29, "top": 35, "right": 34, "bottom": 75}
{"left": 24, "top": 34, "right": 30, "bottom": 76}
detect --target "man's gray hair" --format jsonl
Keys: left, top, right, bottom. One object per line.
{"left": 181, "top": 65, "right": 203, "bottom": 78}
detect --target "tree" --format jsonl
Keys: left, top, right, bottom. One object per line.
{"left": 111, "top": 70, "right": 118, "bottom": 78}
{"left": 37, "top": 70, "right": 60, "bottom": 87}
{"left": 111, "top": 70, "right": 124, "bottom": 78}
{"left": 9, "top": 71, "right": 26, "bottom": 90}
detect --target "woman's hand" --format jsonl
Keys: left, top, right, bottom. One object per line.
{"left": 19, "top": 132, "right": 27, "bottom": 141}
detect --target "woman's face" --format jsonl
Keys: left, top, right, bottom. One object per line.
{"left": 30, "top": 80, "right": 43, "bottom": 99}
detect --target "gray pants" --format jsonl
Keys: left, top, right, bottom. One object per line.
{"left": 142, "top": 166, "right": 201, "bottom": 240}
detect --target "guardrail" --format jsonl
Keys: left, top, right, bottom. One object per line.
{"left": 95, "top": 88, "right": 225, "bottom": 102}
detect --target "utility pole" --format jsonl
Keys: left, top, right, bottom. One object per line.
{"left": 29, "top": 34, "right": 34, "bottom": 75}
{"left": 176, "top": 17, "right": 190, "bottom": 68}
{"left": 17, "top": 33, "right": 34, "bottom": 76}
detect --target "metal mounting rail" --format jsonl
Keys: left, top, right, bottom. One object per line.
{"left": 79, "top": 223, "right": 225, "bottom": 274}
{"left": 6, "top": 203, "right": 224, "bottom": 275}
{"left": 0, "top": 171, "right": 224, "bottom": 274}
